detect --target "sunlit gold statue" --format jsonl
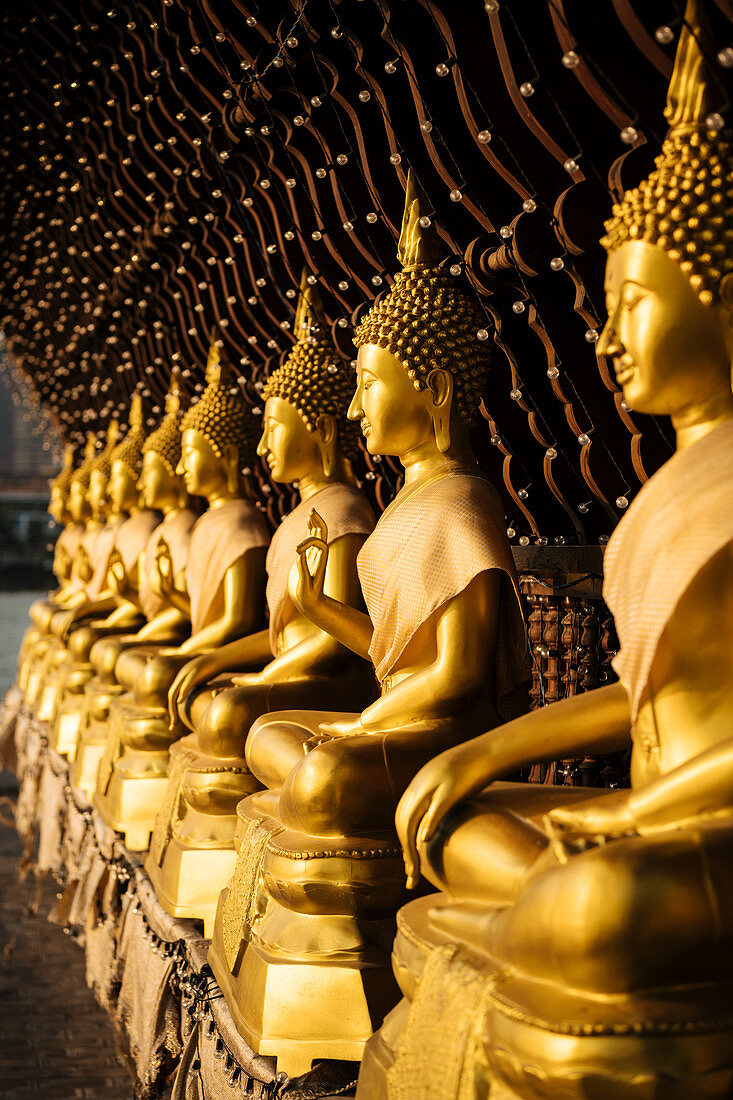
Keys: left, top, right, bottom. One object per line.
{"left": 359, "top": 8, "right": 733, "bottom": 1097}
{"left": 17, "top": 442, "right": 87, "bottom": 698}
{"left": 20, "top": 433, "right": 103, "bottom": 704}
{"left": 22, "top": 425, "right": 120, "bottom": 720}
{"left": 47, "top": 397, "right": 161, "bottom": 756}
{"left": 71, "top": 370, "right": 198, "bottom": 797}
{"left": 207, "top": 175, "right": 529, "bottom": 1075}
{"left": 94, "top": 335, "right": 271, "bottom": 850}
{"left": 145, "top": 275, "right": 376, "bottom": 934}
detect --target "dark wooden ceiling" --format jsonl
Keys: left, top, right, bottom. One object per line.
{"left": 1, "top": 0, "right": 731, "bottom": 538}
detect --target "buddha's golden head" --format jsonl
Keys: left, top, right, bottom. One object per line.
{"left": 108, "top": 395, "right": 146, "bottom": 514}
{"left": 599, "top": 0, "right": 733, "bottom": 417}
{"left": 178, "top": 334, "right": 255, "bottom": 498}
{"left": 353, "top": 171, "right": 490, "bottom": 457}
{"left": 140, "top": 367, "right": 189, "bottom": 510}
{"left": 258, "top": 271, "right": 359, "bottom": 482}
{"left": 48, "top": 443, "right": 76, "bottom": 524}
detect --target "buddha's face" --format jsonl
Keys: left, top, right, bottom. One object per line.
{"left": 88, "top": 469, "right": 107, "bottom": 520}
{"left": 139, "top": 451, "right": 177, "bottom": 510}
{"left": 177, "top": 428, "right": 227, "bottom": 498}
{"left": 598, "top": 241, "right": 731, "bottom": 417}
{"left": 257, "top": 396, "right": 322, "bottom": 483}
{"left": 349, "top": 344, "right": 434, "bottom": 458}
{"left": 108, "top": 458, "right": 138, "bottom": 514}
{"left": 48, "top": 487, "right": 66, "bottom": 525}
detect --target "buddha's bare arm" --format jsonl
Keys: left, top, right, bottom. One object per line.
{"left": 291, "top": 513, "right": 373, "bottom": 659}
{"left": 176, "top": 550, "right": 265, "bottom": 655}
{"left": 135, "top": 605, "right": 188, "bottom": 642}
{"left": 396, "top": 680, "right": 631, "bottom": 887}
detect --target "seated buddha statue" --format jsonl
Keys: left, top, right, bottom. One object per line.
{"left": 145, "top": 275, "right": 376, "bottom": 934}
{"left": 18, "top": 441, "right": 88, "bottom": 698}
{"left": 207, "top": 174, "right": 530, "bottom": 1076}
{"left": 24, "top": 425, "right": 121, "bottom": 721}
{"left": 20, "top": 433, "right": 105, "bottom": 706}
{"left": 71, "top": 369, "right": 198, "bottom": 797}
{"left": 368, "top": 10, "right": 733, "bottom": 1097}
{"left": 48, "top": 397, "right": 162, "bottom": 754}
{"left": 94, "top": 335, "right": 271, "bottom": 850}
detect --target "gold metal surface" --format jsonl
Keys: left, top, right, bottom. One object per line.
{"left": 148, "top": 273, "right": 374, "bottom": 929}
{"left": 208, "top": 176, "right": 527, "bottom": 1065}
{"left": 364, "top": 7, "right": 733, "bottom": 1096}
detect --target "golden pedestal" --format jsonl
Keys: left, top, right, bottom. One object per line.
{"left": 26, "top": 639, "right": 65, "bottom": 713}
{"left": 48, "top": 660, "right": 95, "bottom": 759}
{"left": 93, "top": 694, "right": 177, "bottom": 849}
{"left": 70, "top": 676, "right": 125, "bottom": 798}
{"left": 208, "top": 791, "right": 403, "bottom": 1077}
{"left": 145, "top": 734, "right": 261, "bottom": 935}
{"left": 357, "top": 894, "right": 733, "bottom": 1100}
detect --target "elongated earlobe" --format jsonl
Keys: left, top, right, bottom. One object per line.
{"left": 426, "top": 368, "right": 453, "bottom": 453}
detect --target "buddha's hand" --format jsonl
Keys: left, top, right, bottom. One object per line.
{"left": 292, "top": 510, "right": 329, "bottom": 615}
{"left": 57, "top": 608, "right": 78, "bottom": 641}
{"left": 152, "top": 538, "right": 174, "bottom": 597}
{"left": 302, "top": 716, "right": 363, "bottom": 753}
{"left": 545, "top": 794, "right": 636, "bottom": 842}
{"left": 396, "top": 744, "right": 491, "bottom": 890}
{"left": 107, "top": 548, "right": 127, "bottom": 595}
{"left": 77, "top": 545, "right": 93, "bottom": 583}
{"left": 168, "top": 655, "right": 209, "bottom": 729}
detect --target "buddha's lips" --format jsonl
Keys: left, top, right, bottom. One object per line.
{"left": 360, "top": 420, "right": 371, "bottom": 436}
{"left": 614, "top": 354, "right": 635, "bottom": 385}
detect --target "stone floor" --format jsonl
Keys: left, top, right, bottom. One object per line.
{"left": 0, "top": 777, "right": 134, "bottom": 1099}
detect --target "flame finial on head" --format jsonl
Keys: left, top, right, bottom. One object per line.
{"left": 664, "top": 0, "right": 723, "bottom": 133}
{"left": 397, "top": 170, "right": 444, "bottom": 270}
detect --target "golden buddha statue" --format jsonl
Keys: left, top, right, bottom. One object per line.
{"left": 360, "top": 7, "right": 733, "bottom": 1097}
{"left": 94, "top": 334, "right": 271, "bottom": 850}
{"left": 22, "top": 429, "right": 114, "bottom": 716}
{"left": 207, "top": 174, "right": 530, "bottom": 1076}
{"left": 18, "top": 441, "right": 88, "bottom": 698}
{"left": 71, "top": 370, "right": 199, "bottom": 797}
{"left": 145, "top": 274, "right": 376, "bottom": 934}
{"left": 48, "top": 398, "right": 161, "bottom": 756}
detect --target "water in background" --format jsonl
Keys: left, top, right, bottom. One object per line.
{"left": 0, "top": 591, "right": 41, "bottom": 695}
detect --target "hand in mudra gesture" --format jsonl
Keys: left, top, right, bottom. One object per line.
{"left": 152, "top": 538, "right": 174, "bottom": 597}
{"left": 107, "top": 548, "right": 127, "bottom": 594}
{"left": 292, "top": 510, "right": 329, "bottom": 615}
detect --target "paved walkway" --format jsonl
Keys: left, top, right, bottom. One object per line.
{"left": 0, "top": 779, "right": 134, "bottom": 1100}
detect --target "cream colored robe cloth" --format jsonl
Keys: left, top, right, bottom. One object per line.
{"left": 115, "top": 509, "right": 161, "bottom": 573}
{"left": 139, "top": 508, "right": 198, "bottom": 621}
{"left": 604, "top": 419, "right": 733, "bottom": 723}
{"left": 85, "top": 518, "right": 124, "bottom": 599}
{"left": 357, "top": 468, "right": 530, "bottom": 720}
{"left": 186, "top": 499, "right": 271, "bottom": 634}
{"left": 266, "top": 482, "right": 375, "bottom": 650}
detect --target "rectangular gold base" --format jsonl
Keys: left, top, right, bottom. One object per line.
{"left": 94, "top": 770, "right": 169, "bottom": 851}
{"left": 144, "top": 836, "right": 237, "bottom": 937}
{"left": 208, "top": 898, "right": 399, "bottom": 1078}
